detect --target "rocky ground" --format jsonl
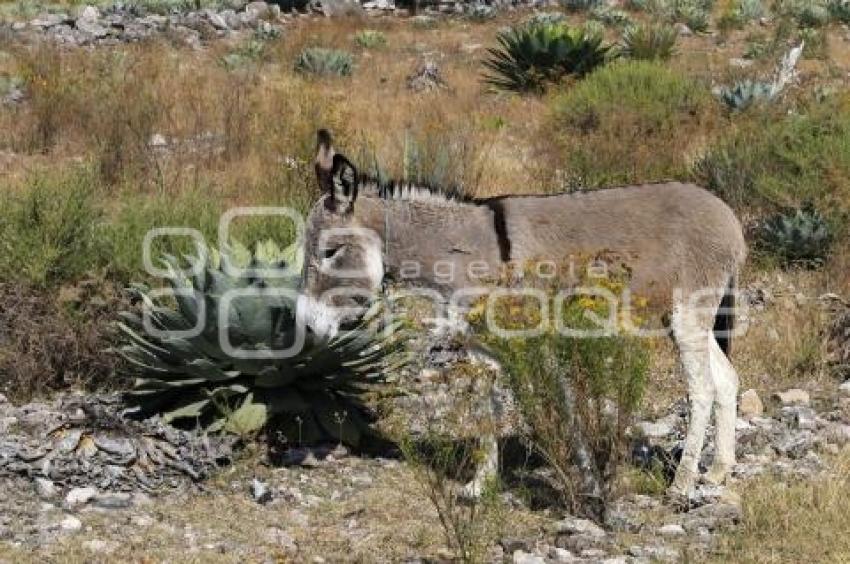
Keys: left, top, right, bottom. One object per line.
{"left": 0, "top": 0, "right": 535, "bottom": 51}
{"left": 1, "top": 337, "right": 849, "bottom": 562}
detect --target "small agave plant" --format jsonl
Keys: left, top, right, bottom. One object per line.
{"left": 295, "top": 47, "right": 354, "bottom": 77}
{"left": 117, "top": 240, "right": 409, "bottom": 446}
{"left": 757, "top": 203, "right": 833, "bottom": 266}
{"left": 715, "top": 79, "right": 777, "bottom": 111}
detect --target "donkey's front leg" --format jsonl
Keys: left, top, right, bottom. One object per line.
{"left": 460, "top": 433, "right": 499, "bottom": 500}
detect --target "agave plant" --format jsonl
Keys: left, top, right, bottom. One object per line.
{"left": 590, "top": 5, "right": 632, "bottom": 27}
{"left": 715, "top": 79, "right": 776, "bottom": 111}
{"left": 117, "top": 240, "right": 409, "bottom": 446}
{"left": 295, "top": 47, "right": 354, "bottom": 77}
{"left": 621, "top": 23, "right": 678, "bottom": 60}
{"left": 757, "top": 203, "right": 832, "bottom": 266}
{"left": 482, "top": 22, "right": 612, "bottom": 93}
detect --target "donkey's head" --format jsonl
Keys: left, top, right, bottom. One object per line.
{"left": 300, "top": 130, "right": 385, "bottom": 337}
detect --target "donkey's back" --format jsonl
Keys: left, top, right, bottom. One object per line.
{"left": 491, "top": 182, "right": 747, "bottom": 305}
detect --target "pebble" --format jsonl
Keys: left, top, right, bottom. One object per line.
{"left": 658, "top": 523, "right": 685, "bottom": 536}
{"left": 739, "top": 389, "right": 764, "bottom": 418}
{"left": 554, "top": 517, "right": 607, "bottom": 538}
{"left": 513, "top": 550, "right": 545, "bottom": 564}
{"left": 34, "top": 478, "right": 57, "bottom": 500}
{"left": 774, "top": 389, "right": 810, "bottom": 406}
{"left": 64, "top": 486, "right": 98, "bottom": 508}
{"left": 59, "top": 515, "right": 82, "bottom": 532}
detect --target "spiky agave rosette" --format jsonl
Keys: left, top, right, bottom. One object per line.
{"left": 117, "top": 240, "right": 409, "bottom": 447}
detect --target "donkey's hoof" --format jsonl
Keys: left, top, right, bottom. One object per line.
{"left": 702, "top": 463, "right": 732, "bottom": 486}
{"left": 663, "top": 486, "right": 691, "bottom": 511}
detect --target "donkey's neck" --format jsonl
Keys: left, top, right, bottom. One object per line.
{"left": 357, "top": 196, "right": 504, "bottom": 294}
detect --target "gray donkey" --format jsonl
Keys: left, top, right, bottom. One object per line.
{"left": 300, "top": 130, "right": 747, "bottom": 500}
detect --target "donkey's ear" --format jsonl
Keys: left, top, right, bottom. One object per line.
{"left": 314, "top": 129, "right": 358, "bottom": 213}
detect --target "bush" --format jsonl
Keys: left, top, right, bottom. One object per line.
{"left": 0, "top": 280, "right": 125, "bottom": 402}
{"left": 560, "top": 0, "right": 602, "bottom": 10}
{"left": 354, "top": 29, "right": 387, "bottom": 48}
{"left": 0, "top": 170, "right": 103, "bottom": 287}
{"left": 545, "top": 60, "right": 718, "bottom": 188}
{"left": 468, "top": 262, "right": 649, "bottom": 520}
{"left": 295, "top": 47, "right": 354, "bottom": 77}
{"left": 482, "top": 23, "right": 612, "bottom": 94}
{"left": 621, "top": 22, "right": 678, "bottom": 60}
{"left": 829, "top": 0, "right": 850, "bottom": 23}
{"left": 693, "top": 95, "right": 850, "bottom": 214}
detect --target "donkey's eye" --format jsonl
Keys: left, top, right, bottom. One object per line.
{"left": 322, "top": 246, "right": 343, "bottom": 259}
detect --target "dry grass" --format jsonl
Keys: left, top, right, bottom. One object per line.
{"left": 705, "top": 449, "right": 850, "bottom": 563}
{"left": 0, "top": 452, "right": 545, "bottom": 563}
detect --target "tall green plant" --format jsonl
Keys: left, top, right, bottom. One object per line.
{"left": 468, "top": 264, "right": 649, "bottom": 520}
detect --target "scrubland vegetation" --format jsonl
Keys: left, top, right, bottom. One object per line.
{"left": 2, "top": 0, "right": 850, "bottom": 561}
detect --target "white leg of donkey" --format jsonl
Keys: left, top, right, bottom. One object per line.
{"left": 669, "top": 303, "right": 715, "bottom": 496}
{"left": 460, "top": 347, "right": 503, "bottom": 499}
{"left": 669, "top": 292, "right": 740, "bottom": 497}
{"left": 706, "top": 337, "right": 739, "bottom": 484}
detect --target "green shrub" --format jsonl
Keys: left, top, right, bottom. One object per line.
{"left": 693, "top": 96, "right": 850, "bottom": 213}
{"left": 295, "top": 47, "right": 354, "bottom": 77}
{"left": 482, "top": 23, "right": 612, "bottom": 94}
{"left": 621, "top": 22, "right": 678, "bottom": 60}
{"left": 354, "top": 29, "right": 387, "bottom": 48}
{"left": 469, "top": 264, "right": 649, "bottom": 519}
{"left": 560, "top": 0, "right": 602, "bottom": 11}
{"left": 546, "top": 60, "right": 717, "bottom": 187}
{"left": 119, "top": 241, "right": 409, "bottom": 443}
{"left": 0, "top": 170, "right": 103, "bottom": 287}
{"left": 829, "top": 0, "right": 850, "bottom": 23}
{"left": 799, "top": 27, "right": 828, "bottom": 59}
{"left": 756, "top": 203, "right": 832, "bottom": 266}
{"left": 678, "top": 4, "right": 711, "bottom": 32}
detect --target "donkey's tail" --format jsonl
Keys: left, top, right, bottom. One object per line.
{"left": 713, "top": 275, "right": 736, "bottom": 357}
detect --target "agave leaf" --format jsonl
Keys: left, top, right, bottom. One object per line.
{"left": 224, "top": 394, "right": 268, "bottom": 434}
{"left": 162, "top": 398, "right": 211, "bottom": 423}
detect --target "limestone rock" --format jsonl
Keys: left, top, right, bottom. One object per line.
{"left": 739, "top": 389, "right": 763, "bottom": 418}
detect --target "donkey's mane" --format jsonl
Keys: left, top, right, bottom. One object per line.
{"left": 358, "top": 175, "right": 474, "bottom": 205}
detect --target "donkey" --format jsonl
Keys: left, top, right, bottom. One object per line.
{"left": 300, "top": 130, "right": 747, "bottom": 500}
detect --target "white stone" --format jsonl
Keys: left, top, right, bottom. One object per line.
{"left": 739, "top": 389, "right": 763, "bottom": 418}
{"left": 60, "top": 515, "right": 82, "bottom": 532}
{"left": 34, "top": 478, "right": 57, "bottom": 500}
{"left": 77, "top": 5, "right": 100, "bottom": 21}
{"left": 774, "top": 388, "right": 810, "bottom": 406}
{"left": 513, "top": 550, "right": 545, "bottom": 564}
{"left": 636, "top": 413, "right": 678, "bottom": 439}
{"left": 64, "top": 486, "right": 97, "bottom": 508}
{"left": 839, "top": 380, "right": 850, "bottom": 396}
{"left": 658, "top": 523, "right": 685, "bottom": 536}
{"left": 130, "top": 514, "right": 154, "bottom": 527}
{"left": 554, "top": 517, "right": 606, "bottom": 538}
{"left": 549, "top": 547, "right": 575, "bottom": 562}
{"left": 82, "top": 539, "right": 116, "bottom": 553}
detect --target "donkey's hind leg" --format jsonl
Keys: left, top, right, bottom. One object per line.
{"left": 704, "top": 338, "right": 739, "bottom": 485}
{"left": 668, "top": 306, "right": 716, "bottom": 497}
